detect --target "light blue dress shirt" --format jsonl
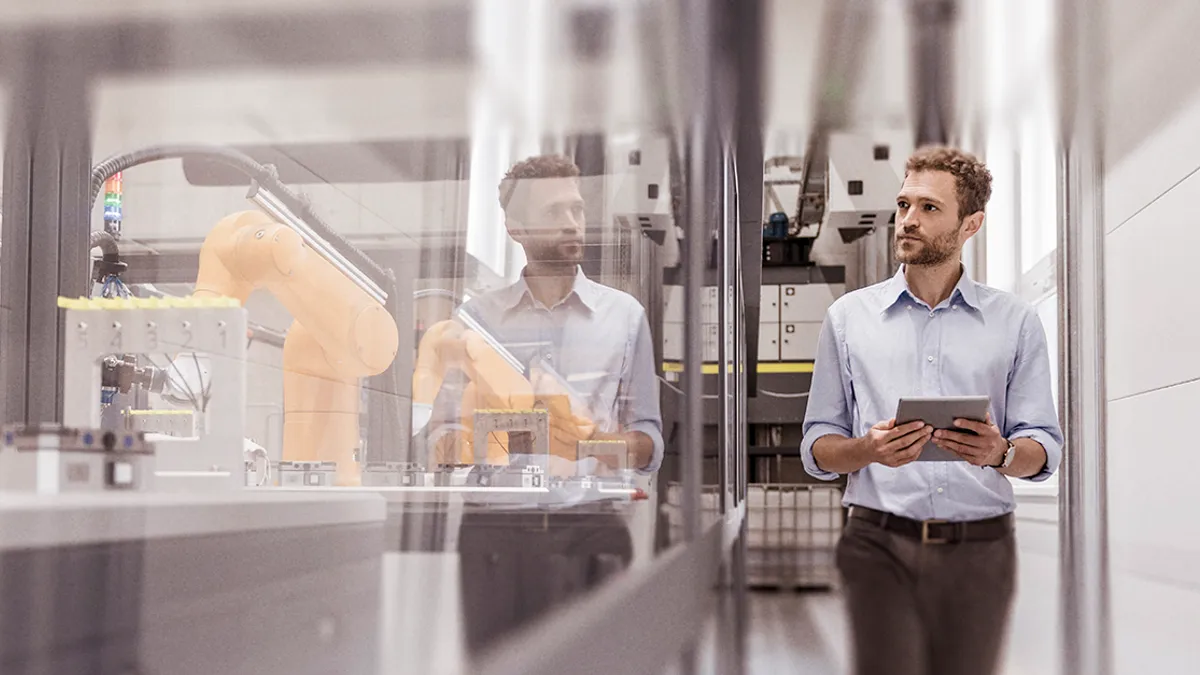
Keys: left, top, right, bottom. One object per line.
{"left": 458, "top": 267, "right": 664, "bottom": 473}
{"left": 800, "top": 266, "right": 1063, "bottom": 521}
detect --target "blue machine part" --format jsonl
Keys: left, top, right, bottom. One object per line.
{"left": 765, "top": 212, "right": 789, "bottom": 239}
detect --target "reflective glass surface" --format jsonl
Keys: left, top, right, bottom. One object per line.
{"left": 0, "top": 2, "right": 745, "bottom": 673}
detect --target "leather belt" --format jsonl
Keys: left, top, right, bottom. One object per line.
{"left": 848, "top": 505, "right": 1013, "bottom": 544}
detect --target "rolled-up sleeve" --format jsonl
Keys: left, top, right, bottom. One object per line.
{"left": 1004, "top": 308, "right": 1064, "bottom": 482}
{"left": 801, "top": 309, "right": 853, "bottom": 481}
{"left": 621, "top": 307, "right": 664, "bottom": 473}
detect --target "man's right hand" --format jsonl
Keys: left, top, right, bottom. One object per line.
{"left": 857, "top": 418, "right": 933, "bottom": 468}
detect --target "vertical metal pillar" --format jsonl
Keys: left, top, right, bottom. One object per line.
{"left": 1, "top": 34, "right": 94, "bottom": 426}
{"left": 679, "top": 0, "right": 713, "bottom": 553}
{"left": 717, "top": 153, "right": 730, "bottom": 515}
{"left": 728, "top": 175, "right": 749, "bottom": 675}
{"left": 726, "top": 1, "right": 758, "bottom": 671}
{"left": 1057, "top": 0, "right": 1112, "bottom": 673}
{"left": 732, "top": 0, "right": 764, "bottom": 400}
{"left": 909, "top": 0, "right": 959, "bottom": 147}
{"left": 679, "top": 0, "right": 716, "bottom": 672}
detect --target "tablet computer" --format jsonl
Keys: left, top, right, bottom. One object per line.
{"left": 895, "top": 396, "right": 990, "bottom": 462}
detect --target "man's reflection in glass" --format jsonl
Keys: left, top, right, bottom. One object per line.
{"left": 421, "top": 155, "right": 663, "bottom": 654}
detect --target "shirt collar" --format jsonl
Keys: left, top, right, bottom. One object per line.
{"left": 498, "top": 266, "right": 598, "bottom": 314}
{"left": 879, "top": 264, "right": 981, "bottom": 313}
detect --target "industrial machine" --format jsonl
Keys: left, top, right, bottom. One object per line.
{"left": 360, "top": 461, "right": 430, "bottom": 488}
{"left": 825, "top": 131, "right": 911, "bottom": 243}
{"left": 191, "top": 208, "right": 398, "bottom": 486}
{"left": 608, "top": 135, "right": 679, "bottom": 265}
{"left": 60, "top": 295, "right": 248, "bottom": 490}
{"left": 78, "top": 146, "right": 401, "bottom": 487}
{"left": 78, "top": 150, "right": 640, "bottom": 498}
{"left": 0, "top": 423, "right": 155, "bottom": 493}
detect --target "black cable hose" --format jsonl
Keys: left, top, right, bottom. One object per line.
{"left": 88, "top": 230, "right": 120, "bottom": 261}
{"left": 89, "top": 229, "right": 127, "bottom": 285}
{"left": 89, "top": 144, "right": 390, "bottom": 291}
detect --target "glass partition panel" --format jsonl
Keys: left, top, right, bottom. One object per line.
{"left": 0, "top": 2, "right": 740, "bottom": 674}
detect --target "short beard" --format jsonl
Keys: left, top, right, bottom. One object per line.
{"left": 894, "top": 223, "right": 961, "bottom": 266}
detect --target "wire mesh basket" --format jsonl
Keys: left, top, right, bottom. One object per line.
{"left": 660, "top": 482, "right": 843, "bottom": 590}
{"left": 745, "top": 484, "right": 842, "bottom": 590}
{"left": 661, "top": 482, "right": 725, "bottom": 543}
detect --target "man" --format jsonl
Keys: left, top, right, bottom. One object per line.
{"left": 801, "top": 146, "right": 1062, "bottom": 675}
{"left": 446, "top": 154, "right": 663, "bottom": 654}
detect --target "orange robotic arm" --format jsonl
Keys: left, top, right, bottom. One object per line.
{"left": 193, "top": 210, "right": 399, "bottom": 485}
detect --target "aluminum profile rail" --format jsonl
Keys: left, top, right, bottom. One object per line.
{"left": 1057, "top": 0, "right": 1113, "bottom": 672}
{"left": 247, "top": 184, "right": 388, "bottom": 306}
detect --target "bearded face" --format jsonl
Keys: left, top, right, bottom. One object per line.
{"left": 893, "top": 170, "right": 976, "bottom": 268}
{"left": 894, "top": 220, "right": 963, "bottom": 266}
{"left": 505, "top": 177, "right": 586, "bottom": 268}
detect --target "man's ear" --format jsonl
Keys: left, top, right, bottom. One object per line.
{"left": 962, "top": 211, "right": 985, "bottom": 239}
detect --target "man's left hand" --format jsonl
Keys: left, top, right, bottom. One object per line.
{"left": 932, "top": 414, "right": 1007, "bottom": 467}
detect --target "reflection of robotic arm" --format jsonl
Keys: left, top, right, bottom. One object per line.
{"left": 412, "top": 316, "right": 604, "bottom": 468}
{"left": 412, "top": 319, "right": 534, "bottom": 465}
{"left": 193, "top": 210, "right": 399, "bottom": 485}
{"left": 412, "top": 320, "right": 534, "bottom": 414}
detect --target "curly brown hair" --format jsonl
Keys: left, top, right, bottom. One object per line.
{"left": 497, "top": 155, "right": 581, "bottom": 217}
{"left": 905, "top": 146, "right": 992, "bottom": 219}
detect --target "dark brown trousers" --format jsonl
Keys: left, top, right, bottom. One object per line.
{"left": 836, "top": 515, "right": 1017, "bottom": 675}
{"left": 457, "top": 508, "right": 632, "bottom": 656}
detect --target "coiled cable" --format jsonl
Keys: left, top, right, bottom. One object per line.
{"left": 89, "top": 144, "right": 390, "bottom": 292}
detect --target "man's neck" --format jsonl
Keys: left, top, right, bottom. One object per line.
{"left": 523, "top": 263, "right": 577, "bottom": 308}
{"left": 904, "top": 259, "right": 963, "bottom": 308}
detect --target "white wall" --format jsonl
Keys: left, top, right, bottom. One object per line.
{"left": 1097, "top": 1, "right": 1200, "bottom": 671}
{"left": 1104, "top": 127, "right": 1200, "bottom": 673}
{"left": 1003, "top": 4, "right": 1200, "bottom": 671}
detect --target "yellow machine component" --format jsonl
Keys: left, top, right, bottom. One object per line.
{"left": 193, "top": 210, "right": 399, "bottom": 486}
{"left": 58, "top": 296, "right": 242, "bottom": 310}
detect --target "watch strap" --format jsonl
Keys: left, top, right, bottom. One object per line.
{"left": 994, "top": 439, "right": 1016, "bottom": 469}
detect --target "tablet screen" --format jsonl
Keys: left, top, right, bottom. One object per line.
{"left": 895, "top": 396, "right": 990, "bottom": 462}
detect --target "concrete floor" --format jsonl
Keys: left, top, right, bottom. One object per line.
{"left": 741, "top": 588, "right": 1048, "bottom": 675}
{"left": 746, "top": 590, "right": 848, "bottom": 675}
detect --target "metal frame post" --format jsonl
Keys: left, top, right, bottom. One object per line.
{"left": 1057, "top": 0, "right": 1112, "bottom": 672}
{"left": 679, "top": 0, "right": 717, "bottom": 672}
{"left": 680, "top": 0, "right": 713, "bottom": 553}
{"left": 732, "top": 0, "right": 764, "bottom": 400}
{"left": 717, "top": 148, "right": 732, "bottom": 516}
{"left": 1, "top": 34, "right": 94, "bottom": 426}
{"left": 909, "top": 0, "right": 959, "bottom": 147}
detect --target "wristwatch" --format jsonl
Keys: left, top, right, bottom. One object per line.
{"left": 992, "top": 439, "right": 1016, "bottom": 469}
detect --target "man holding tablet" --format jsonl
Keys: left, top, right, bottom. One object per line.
{"left": 801, "top": 146, "right": 1062, "bottom": 675}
